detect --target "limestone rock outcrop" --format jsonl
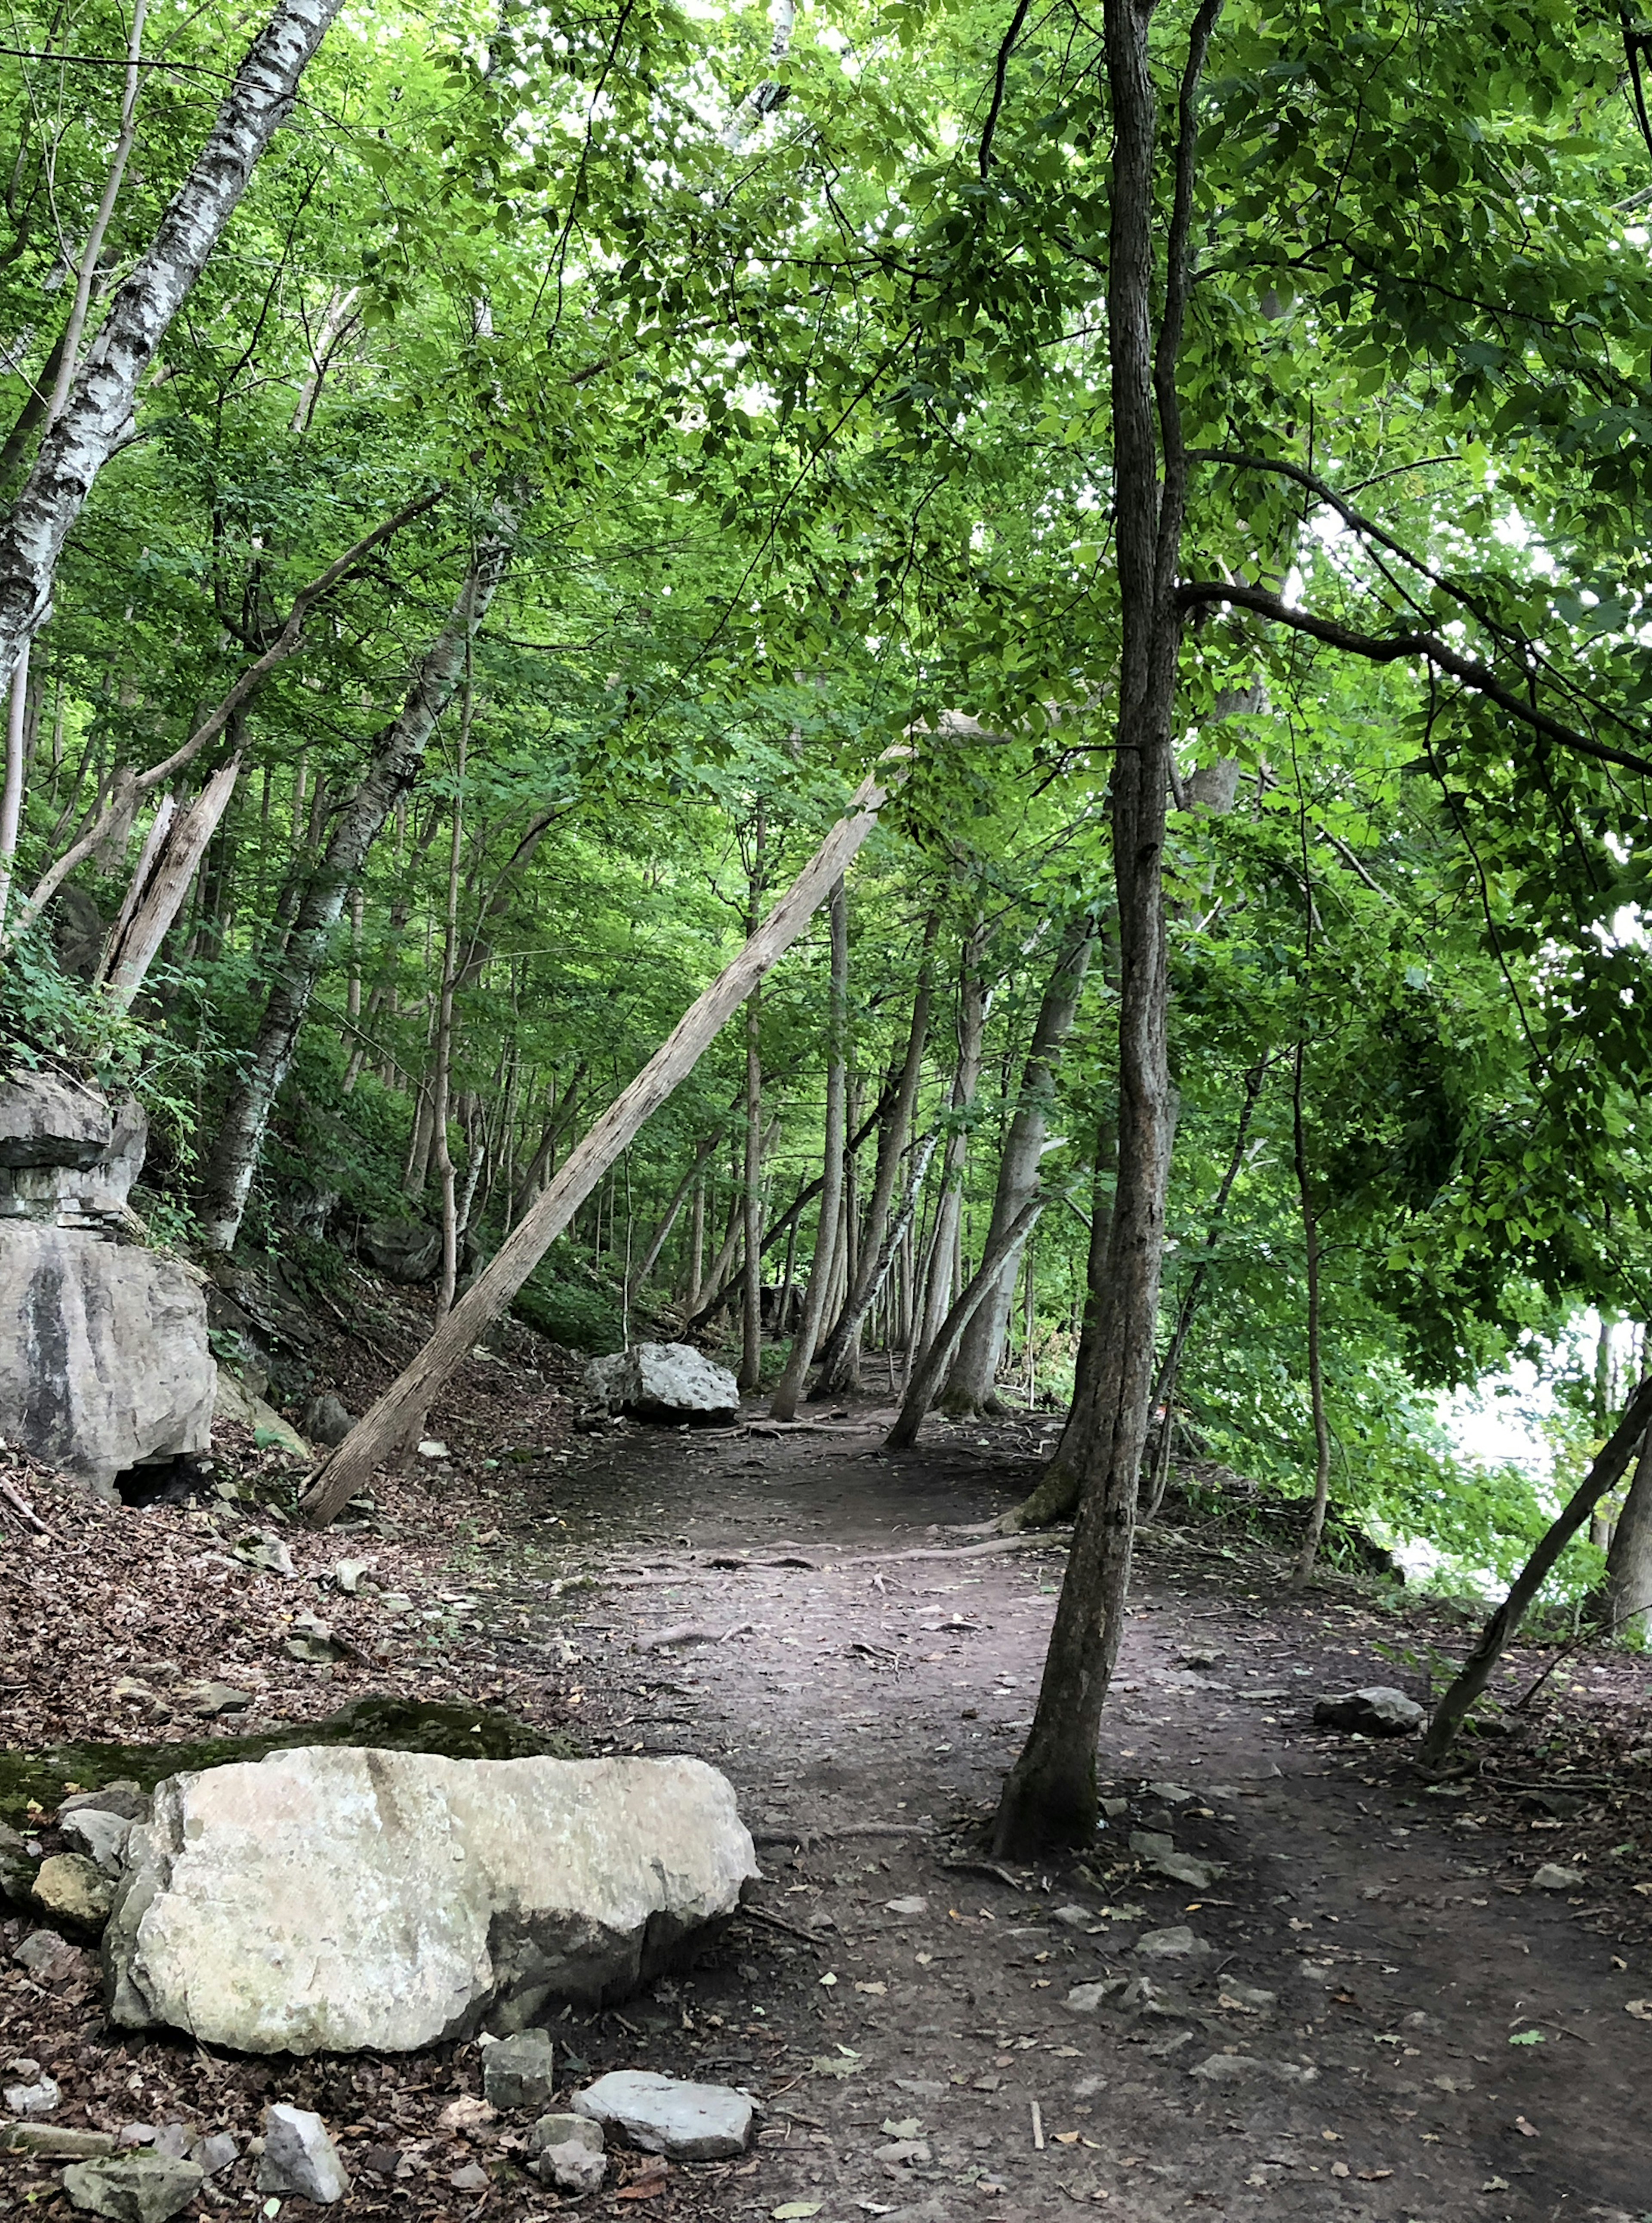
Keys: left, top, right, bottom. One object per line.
{"left": 581, "top": 1342, "right": 739, "bottom": 1424}
{"left": 104, "top": 1746, "right": 757, "bottom": 2054}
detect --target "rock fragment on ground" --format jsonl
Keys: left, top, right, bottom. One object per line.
{"left": 253, "top": 2104, "right": 349, "bottom": 2201}
{"left": 1532, "top": 1863, "right": 1586, "bottom": 1891}
{"left": 0, "top": 2125, "right": 115, "bottom": 2156}
{"left": 33, "top": 1851, "right": 113, "bottom": 1927}
{"left": 530, "top": 2113, "right": 606, "bottom": 2192}
{"left": 481, "top": 2028, "right": 556, "bottom": 2109}
{"left": 12, "top": 1929, "right": 89, "bottom": 1981}
{"left": 4, "top": 2070, "right": 61, "bottom": 2115}
{"left": 1134, "top": 1924, "right": 1213, "bottom": 1960}
{"left": 105, "top": 1747, "right": 757, "bottom": 2052}
{"left": 301, "top": 1393, "right": 355, "bottom": 1446}
{"left": 1128, "top": 1830, "right": 1227, "bottom": 1890}
{"left": 60, "top": 2155, "right": 204, "bottom": 2223}
{"left": 1312, "top": 1685, "right": 1425, "bottom": 1735}
{"left": 573, "top": 2070, "right": 754, "bottom": 2158}
{"left": 1190, "top": 2053, "right": 1318, "bottom": 2086}
{"left": 60, "top": 1808, "right": 134, "bottom": 1875}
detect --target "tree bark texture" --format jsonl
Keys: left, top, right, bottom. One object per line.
{"left": 992, "top": 0, "right": 1220, "bottom": 1857}
{"left": 915, "top": 924, "right": 986, "bottom": 1367}
{"left": 0, "top": 0, "right": 345, "bottom": 696}
{"left": 198, "top": 504, "right": 520, "bottom": 1253}
{"left": 1602, "top": 1421, "right": 1652, "bottom": 1637}
{"left": 885, "top": 1196, "right": 1046, "bottom": 1450}
{"left": 941, "top": 919, "right": 1093, "bottom": 1415}
{"left": 300, "top": 780, "right": 890, "bottom": 1524}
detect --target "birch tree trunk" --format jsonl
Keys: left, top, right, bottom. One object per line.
{"left": 0, "top": 0, "right": 345, "bottom": 696}
{"left": 198, "top": 503, "right": 521, "bottom": 1253}
{"left": 300, "top": 778, "right": 889, "bottom": 1524}
{"left": 739, "top": 805, "right": 767, "bottom": 1394}
{"left": 993, "top": 0, "right": 1221, "bottom": 1857}
{"left": 769, "top": 879, "right": 849, "bottom": 1421}
{"left": 913, "top": 925, "right": 986, "bottom": 1368}
{"left": 940, "top": 919, "right": 1093, "bottom": 1416}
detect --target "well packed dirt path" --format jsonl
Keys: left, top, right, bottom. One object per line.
{"left": 530, "top": 1398, "right": 1652, "bottom": 2223}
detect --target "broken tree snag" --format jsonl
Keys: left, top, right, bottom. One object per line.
{"left": 1420, "top": 1375, "right": 1652, "bottom": 1765}
{"left": 884, "top": 1197, "right": 1045, "bottom": 1450}
{"left": 299, "top": 767, "right": 896, "bottom": 1526}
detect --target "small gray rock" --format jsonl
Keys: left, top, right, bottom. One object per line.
{"left": 448, "top": 2162, "right": 488, "bottom": 2191}
{"left": 176, "top": 1681, "right": 253, "bottom": 1719}
{"left": 530, "top": 2115, "right": 605, "bottom": 2194}
{"left": 875, "top": 2139, "right": 931, "bottom": 2165}
{"left": 1145, "top": 1782, "right": 1195, "bottom": 1804}
{"left": 0, "top": 2125, "right": 115, "bottom": 2157}
{"left": 1217, "top": 1979, "right": 1277, "bottom": 2010}
{"left": 58, "top": 1785, "right": 148, "bottom": 1821}
{"left": 149, "top": 2126, "right": 194, "bottom": 2161}
{"left": 4, "top": 2073, "right": 61, "bottom": 2117}
{"left": 1190, "top": 2053, "right": 1317, "bottom": 2087}
{"left": 1129, "top": 1830, "right": 1227, "bottom": 1891}
{"left": 573, "top": 2071, "right": 752, "bottom": 2159}
{"left": 235, "top": 1529, "right": 296, "bottom": 1579}
{"left": 1135, "top": 1925, "right": 1213, "bottom": 1961}
{"left": 0, "top": 1819, "right": 35, "bottom": 1905}
{"left": 254, "top": 2104, "right": 349, "bottom": 2202}
{"left": 1312, "top": 1685, "right": 1425, "bottom": 1736}
{"left": 300, "top": 1394, "right": 354, "bottom": 1448}
{"left": 60, "top": 2155, "right": 204, "bottom": 2223}
{"left": 1050, "top": 1905, "right": 1093, "bottom": 1930}
{"left": 191, "top": 2134, "right": 238, "bottom": 2177}
{"left": 1063, "top": 1979, "right": 1128, "bottom": 2014}
{"left": 1532, "top": 1863, "right": 1585, "bottom": 1892}
{"left": 12, "top": 1929, "right": 87, "bottom": 1981}
{"left": 61, "top": 1808, "right": 133, "bottom": 1876}
{"left": 481, "top": 2029, "right": 556, "bottom": 2111}
{"left": 883, "top": 1895, "right": 927, "bottom": 1917}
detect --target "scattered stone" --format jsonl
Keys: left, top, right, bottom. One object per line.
{"left": 149, "top": 2127, "right": 194, "bottom": 2161}
{"left": 573, "top": 2071, "right": 753, "bottom": 2159}
{"left": 213, "top": 1368, "right": 309, "bottom": 1460}
{"left": 1190, "top": 2053, "right": 1318, "bottom": 2087}
{"left": 234, "top": 1528, "right": 296, "bottom": 1578}
{"left": 1134, "top": 1925, "right": 1213, "bottom": 1961}
{"left": 1177, "top": 1649, "right": 1222, "bottom": 1669}
{"left": 890, "top": 2080, "right": 945, "bottom": 2100}
{"left": 1063, "top": 1980, "right": 1128, "bottom": 2014}
{"left": 191, "top": 2134, "right": 237, "bottom": 2177}
{"left": 417, "top": 1440, "right": 449, "bottom": 1459}
{"left": 253, "top": 2104, "right": 349, "bottom": 2202}
{"left": 1145, "top": 1782, "right": 1195, "bottom": 1804}
{"left": 284, "top": 1618, "right": 342, "bottom": 1664}
{"left": 0, "top": 1819, "right": 35, "bottom": 1904}
{"left": 0, "top": 1068, "right": 111, "bottom": 1168}
{"left": 301, "top": 1394, "right": 355, "bottom": 1448}
{"left": 1312, "top": 1686, "right": 1425, "bottom": 1736}
{"left": 481, "top": 2029, "right": 556, "bottom": 2110}
{"left": 437, "top": 2097, "right": 495, "bottom": 2135}
{"left": 13, "top": 1929, "right": 88, "bottom": 1981}
{"left": 883, "top": 1896, "right": 927, "bottom": 1917}
{"left": 0, "top": 2125, "right": 115, "bottom": 2157}
{"left": 331, "top": 1558, "right": 371, "bottom": 1594}
{"left": 1051, "top": 1905, "right": 1093, "bottom": 1930}
{"left": 174, "top": 1680, "right": 253, "bottom": 1719}
{"left": 4, "top": 2072, "right": 61, "bottom": 2116}
{"left": 60, "top": 2155, "right": 204, "bottom": 2223}
{"left": 581, "top": 1343, "right": 740, "bottom": 1425}
{"left": 875, "top": 2139, "right": 931, "bottom": 2165}
{"left": 1217, "top": 1980, "right": 1277, "bottom": 2011}
{"left": 106, "top": 1748, "right": 757, "bottom": 2053}
{"left": 34, "top": 1851, "right": 114, "bottom": 1928}
{"left": 1128, "top": 1831, "right": 1227, "bottom": 1890}
{"left": 117, "top": 2127, "right": 157, "bottom": 2147}
{"left": 60, "top": 1783, "right": 148, "bottom": 1821}
{"left": 1532, "top": 1863, "right": 1586, "bottom": 1892}
{"left": 448, "top": 2162, "right": 489, "bottom": 2191}
{"left": 530, "top": 2115, "right": 606, "bottom": 2194}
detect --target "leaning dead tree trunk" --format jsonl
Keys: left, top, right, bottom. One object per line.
{"left": 885, "top": 1197, "right": 1045, "bottom": 1451}
{"left": 100, "top": 758, "right": 241, "bottom": 1007}
{"left": 0, "top": 0, "right": 345, "bottom": 700}
{"left": 300, "top": 772, "right": 892, "bottom": 1525}
{"left": 1420, "top": 1375, "right": 1652, "bottom": 1765}
{"left": 941, "top": 918, "right": 1093, "bottom": 1416}
{"left": 769, "top": 879, "right": 850, "bottom": 1421}
{"left": 993, "top": 0, "right": 1218, "bottom": 1859}
{"left": 198, "top": 505, "right": 521, "bottom": 1254}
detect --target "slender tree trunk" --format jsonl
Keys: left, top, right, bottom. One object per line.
{"left": 198, "top": 503, "right": 521, "bottom": 1253}
{"left": 1602, "top": 1422, "right": 1652, "bottom": 1638}
{"left": 512, "top": 1061, "right": 588, "bottom": 1218}
{"left": 993, "top": 0, "right": 1219, "bottom": 1858}
{"left": 915, "top": 925, "right": 987, "bottom": 1367}
{"left": 1292, "top": 1037, "right": 1332, "bottom": 1582}
{"left": 687, "top": 1173, "right": 706, "bottom": 1307}
{"left": 813, "top": 922, "right": 936, "bottom": 1392}
{"left": 942, "top": 919, "right": 1093, "bottom": 1415}
{"left": 629, "top": 1121, "right": 728, "bottom": 1300}
{"left": 739, "top": 805, "right": 767, "bottom": 1393}
{"left": 300, "top": 777, "right": 891, "bottom": 1524}
{"left": 1421, "top": 1378, "right": 1652, "bottom": 1764}
{"left": 433, "top": 661, "right": 472, "bottom": 1318}
{"left": 0, "top": 0, "right": 346, "bottom": 700}
{"left": 770, "top": 880, "right": 849, "bottom": 1421}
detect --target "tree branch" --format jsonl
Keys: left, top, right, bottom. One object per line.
{"left": 1175, "top": 580, "right": 1652, "bottom": 781}
{"left": 978, "top": 0, "right": 1034, "bottom": 178}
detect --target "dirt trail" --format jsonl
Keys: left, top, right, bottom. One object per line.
{"left": 536, "top": 1399, "right": 1652, "bottom": 2223}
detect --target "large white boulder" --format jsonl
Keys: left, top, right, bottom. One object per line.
{"left": 104, "top": 1747, "right": 757, "bottom": 2055}
{"left": 582, "top": 1342, "right": 739, "bottom": 1423}
{"left": 0, "top": 1225, "right": 213, "bottom": 1495}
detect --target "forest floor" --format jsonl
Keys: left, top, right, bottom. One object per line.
{"left": 5, "top": 1302, "right": 1652, "bottom": 2223}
